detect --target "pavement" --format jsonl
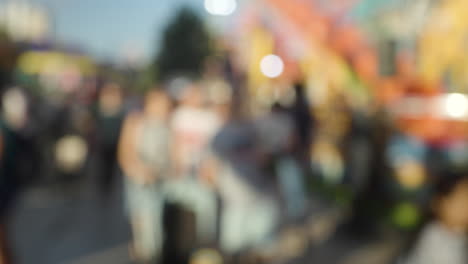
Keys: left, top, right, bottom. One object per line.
{"left": 6, "top": 167, "right": 403, "bottom": 264}
{"left": 8, "top": 169, "right": 132, "bottom": 264}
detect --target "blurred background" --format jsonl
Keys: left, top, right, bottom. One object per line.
{"left": 1, "top": 0, "right": 468, "bottom": 263}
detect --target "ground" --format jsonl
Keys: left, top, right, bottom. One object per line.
{"left": 7, "top": 169, "right": 403, "bottom": 264}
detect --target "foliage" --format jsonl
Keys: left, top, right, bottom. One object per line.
{"left": 156, "top": 7, "right": 213, "bottom": 81}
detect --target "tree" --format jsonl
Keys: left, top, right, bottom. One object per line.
{"left": 156, "top": 7, "right": 212, "bottom": 81}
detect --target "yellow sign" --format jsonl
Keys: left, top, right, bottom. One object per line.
{"left": 419, "top": 0, "right": 468, "bottom": 91}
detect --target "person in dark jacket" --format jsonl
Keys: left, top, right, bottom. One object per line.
{"left": 0, "top": 87, "right": 29, "bottom": 264}
{"left": 95, "top": 83, "right": 124, "bottom": 196}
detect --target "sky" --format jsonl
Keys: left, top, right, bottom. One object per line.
{"left": 30, "top": 0, "right": 206, "bottom": 63}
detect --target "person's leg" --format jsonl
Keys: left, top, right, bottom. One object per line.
{"left": 248, "top": 197, "right": 279, "bottom": 250}
{"left": 276, "top": 157, "right": 307, "bottom": 220}
{"left": 151, "top": 191, "right": 164, "bottom": 261}
{"left": 165, "top": 179, "right": 217, "bottom": 245}
{"left": 99, "top": 147, "right": 117, "bottom": 196}
{"left": 220, "top": 205, "right": 247, "bottom": 255}
{"left": 129, "top": 214, "right": 144, "bottom": 260}
{"left": 130, "top": 186, "right": 164, "bottom": 262}
{"left": 138, "top": 207, "right": 162, "bottom": 261}
{"left": 0, "top": 222, "right": 12, "bottom": 264}
{"left": 126, "top": 181, "right": 149, "bottom": 262}
{"left": 190, "top": 182, "right": 217, "bottom": 244}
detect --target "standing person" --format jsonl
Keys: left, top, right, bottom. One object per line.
{"left": 212, "top": 103, "right": 280, "bottom": 261}
{"left": 0, "top": 87, "right": 29, "bottom": 264}
{"left": 403, "top": 172, "right": 468, "bottom": 264}
{"left": 290, "top": 82, "right": 313, "bottom": 160}
{"left": 255, "top": 103, "right": 306, "bottom": 221}
{"left": 348, "top": 106, "right": 393, "bottom": 234}
{"left": 169, "top": 82, "right": 221, "bottom": 245}
{"left": 95, "top": 83, "right": 124, "bottom": 196}
{"left": 118, "top": 89, "right": 172, "bottom": 263}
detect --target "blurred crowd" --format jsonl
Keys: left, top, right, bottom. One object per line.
{"left": 0, "top": 69, "right": 310, "bottom": 263}
{"left": 1, "top": 59, "right": 468, "bottom": 264}
{"left": 0, "top": 58, "right": 305, "bottom": 263}
{"left": 3, "top": 0, "right": 468, "bottom": 262}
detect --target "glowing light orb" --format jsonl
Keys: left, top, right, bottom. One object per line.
{"left": 55, "top": 135, "right": 88, "bottom": 173}
{"left": 260, "top": 54, "right": 284, "bottom": 78}
{"left": 2, "top": 88, "right": 27, "bottom": 129}
{"left": 204, "top": 0, "right": 237, "bottom": 16}
{"left": 445, "top": 93, "right": 468, "bottom": 119}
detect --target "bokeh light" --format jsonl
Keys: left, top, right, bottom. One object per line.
{"left": 392, "top": 203, "right": 422, "bottom": 230}
{"left": 204, "top": 0, "right": 237, "bottom": 16}
{"left": 2, "top": 88, "right": 27, "bottom": 129}
{"left": 3, "top": 1, "right": 468, "bottom": 263}
{"left": 55, "top": 135, "right": 88, "bottom": 173}
{"left": 445, "top": 93, "right": 468, "bottom": 119}
{"left": 260, "top": 54, "right": 284, "bottom": 78}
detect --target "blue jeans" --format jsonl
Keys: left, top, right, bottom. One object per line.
{"left": 125, "top": 181, "right": 164, "bottom": 260}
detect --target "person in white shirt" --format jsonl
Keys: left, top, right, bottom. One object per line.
{"left": 167, "top": 82, "right": 221, "bottom": 245}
